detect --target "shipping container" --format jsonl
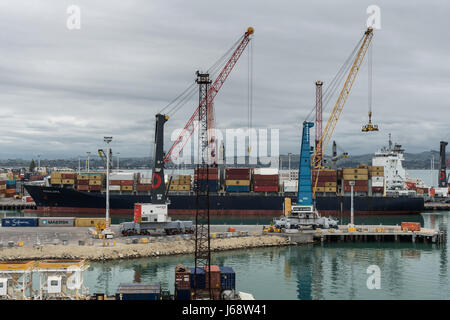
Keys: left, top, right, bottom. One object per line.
{"left": 61, "top": 173, "right": 76, "bottom": 179}
{"left": 140, "top": 178, "right": 152, "bottom": 184}
{"left": 175, "top": 288, "right": 191, "bottom": 300}
{"left": 78, "top": 174, "right": 89, "bottom": 180}
{"left": 108, "top": 185, "right": 121, "bottom": 191}
{"left": 219, "top": 266, "right": 236, "bottom": 291}
{"left": 343, "top": 168, "right": 369, "bottom": 175}
{"left": 121, "top": 185, "right": 133, "bottom": 191}
{"left": 115, "top": 283, "right": 161, "bottom": 301}
{"left": 194, "top": 173, "right": 219, "bottom": 180}
{"left": 109, "top": 180, "right": 121, "bottom": 186}
{"left": 2, "top": 217, "right": 39, "bottom": 227}
{"left": 253, "top": 168, "right": 278, "bottom": 175}
{"left": 89, "top": 185, "right": 102, "bottom": 191}
{"left": 62, "top": 179, "right": 75, "bottom": 185}
{"left": 342, "top": 174, "right": 369, "bottom": 181}
{"left": 77, "top": 179, "right": 89, "bottom": 185}
{"left": 190, "top": 267, "right": 206, "bottom": 289}
{"left": 74, "top": 218, "right": 110, "bottom": 227}
{"left": 226, "top": 185, "right": 250, "bottom": 192}
{"left": 253, "top": 185, "right": 278, "bottom": 192}
{"left": 136, "top": 184, "right": 152, "bottom": 191}
{"left": 51, "top": 179, "right": 62, "bottom": 185}
{"left": 89, "top": 180, "right": 102, "bottom": 186}
{"left": 120, "top": 180, "right": 134, "bottom": 186}
{"left": 77, "top": 185, "right": 89, "bottom": 191}
{"left": 204, "top": 265, "right": 221, "bottom": 289}
{"left": 38, "top": 217, "right": 75, "bottom": 227}
{"left": 194, "top": 180, "right": 218, "bottom": 192}
{"left": 110, "top": 173, "right": 135, "bottom": 181}
{"left": 175, "top": 265, "right": 191, "bottom": 290}
{"left": 343, "top": 180, "right": 369, "bottom": 186}
{"left": 225, "top": 180, "right": 250, "bottom": 186}
{"left": 401, "top": 222, "right": 421, "bottom": 231}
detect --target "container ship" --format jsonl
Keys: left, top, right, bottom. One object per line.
{"left": 24, "top": 140, "right": 424, "bottom": 218}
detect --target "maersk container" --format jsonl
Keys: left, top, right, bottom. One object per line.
{"left": 38, "top": 217, "right": 75, "bottom": 227}
{"left": 190, "top": 267, "right": 206, "bottom": 289}
{"left": 2, "top": 217, "right": 39, "bottom": 227}
{"left": 219, "top": 266, "right": 236, "bottom": 290}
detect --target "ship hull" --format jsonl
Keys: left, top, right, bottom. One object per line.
{"left": 24, "top": 185, "right": 424, "bottom": 218}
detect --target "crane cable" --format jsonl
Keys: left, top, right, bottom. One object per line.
{"left": 305, "top": 34, "right": 365, "bottom": 122}
{"left": 248, "top": 38, "right": 254, "bottom": 154}
{"left": 368, "top": 40, "right": 373, "bottom": 120}
{"left": 159, "top": 34, "right": 244, "bottom": 118}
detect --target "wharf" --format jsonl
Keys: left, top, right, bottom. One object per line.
{"left": 0, "top": 199, "right": 37, "bottom": 211}
{"left": 312, "top": 225, "right": 445, "bottom": 244}
{"left": 424, "top": 202, "right": 450, "bottom": 211}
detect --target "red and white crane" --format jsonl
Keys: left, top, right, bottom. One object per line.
{"left": 163, "top": 27, "right": 254, "bottom": 165}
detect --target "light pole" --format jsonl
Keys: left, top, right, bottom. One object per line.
{"left": 87, "top": 152, "right": 91, "bottom": 173}
{"left": 78, "top": 156, "right": 81, "bottom": 173}
{"left": 37, "top": 155, "right": 41, "bottom": 171}
{"left": 104, "top": 137, "right": 113, "bottom": 235}
{"left": 288, "top": 153, "right": 292, "bottom": 180}
{"left": 349, "top": 180, "right": 355, "bottom": 226}
{"left": 117, "top": 152, "right": 120, "bottom": 170}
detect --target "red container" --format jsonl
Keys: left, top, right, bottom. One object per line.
{"left": 109, "top": 180, "right": 121, "bottom": 186}
{"left": 89, "top": 185, "right": 101, "bottom": 191}
{"left": 430, "top": 188, "right": 435, "bottom": 197}
{"left": 194, "top": 174, "right": 219, "bottom": 180}
{"left": 77, "top": 185, "right": 89, "bottom": 191}
{"left": 312, "top": 170, "right": 337, "bottom": 177}
{"left": 225, "top": 168, "right": 250, "bottom": 180}
{"left": 136, "top": 184, "right": 152, "bottom": 191}
{"left": 120, "top": 180, "right": 134, "bottom": 186}
{"left": 204, "top": 265, "right": 221, "bottom": 289}
{"left": 344, "top": 180, "right": 369, "bottom": 186}
{"left": 253, "top": 174, "right": 278, "bottom": 181}
{"left": 254, "top": 185, "right": 278, "bottom": 192}
{"left": 194, "top": 168, "right": 218, "bottom": 174}
{"left": 401, "top": 222, "right": 421, "bottom": 231}
{"left": 344, "top": 186, "right": 368, "bottom": 192}
{"left": 175, "top": 271, "right": 191, "bottom": 290}
{"left": 62, "top": 173, "right": 76, "bottom": 179}
{"left": 77, "top": 179, "right": 89, "bottom": 185}
{"left": 134, "top": 203, "right": 142, "bottom": 223}
{"left": 254, "top": 180, "right": 278, "bottom": 187}
{"left": 0, "top": 181, "right": 5, "bottom": 185}
{"left": 372, "top": 187, "right": 384, "bottom": 193}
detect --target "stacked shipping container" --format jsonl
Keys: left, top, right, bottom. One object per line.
{"left": 194, "top": 168, "right": 218, "bottom": 192}
{"left": 225, "top": 168, "right": 250, "bottom": 192}
{"left": 109, "top": 172, "right": 136, "bottom": 192}
{"left": 312, "top": 169, "right": 337, "bottom": 194}
{"left": 174, "top": 265, "right": 236, "bottom": 300}
{"left": 253, "top": 168, "right": 279, "bottom": 192}
{"left": 169, "top": 175, "right": 191, "bottom": 191}
{"left": 369, "top": 166, "right": 384, "bottom": 193}
{"left": 343, "top": 167, "right": 369, "bottom": 193}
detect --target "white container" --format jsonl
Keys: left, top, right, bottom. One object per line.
{"left": 47, "top": 276, "right": 62, "bottom": 294}
{"left": 140, "top": 178, "right": 152, "bottom": 184}
{"left": 253, "top": 168, "right": 279, "bottom": 175}
{"left": 108, "top": 185, "right": 121, "bottom": 191}
{"left": 371, "top": 182, "right": 384, "bottom": 187}
{"left": 109, "top": 172, "right": 135, "bottom": 180}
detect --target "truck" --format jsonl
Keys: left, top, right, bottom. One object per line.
{"left": 119, "top": 203, "right": 194, "bottom": 236}
{"left": 273, "top": 205, "right": 338, "bottom": 230}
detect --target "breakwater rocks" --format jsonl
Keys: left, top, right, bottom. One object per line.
{"left": 0, "top": 235, "right": 290, "bottom": 261}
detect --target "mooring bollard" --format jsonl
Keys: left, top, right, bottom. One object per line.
{"left": 78, "top": 240, "right": 85, "bottom": 246}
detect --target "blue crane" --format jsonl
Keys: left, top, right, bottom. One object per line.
{"left": 297, "top": 122, "right": 315, "bottom": 206}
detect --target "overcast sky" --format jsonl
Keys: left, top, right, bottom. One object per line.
{"left": 0, "top": 0, "right": 449, "bottom": 160}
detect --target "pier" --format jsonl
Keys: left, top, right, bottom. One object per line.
{"left": 313, "top": 225, "right": 445, "bottom": 244}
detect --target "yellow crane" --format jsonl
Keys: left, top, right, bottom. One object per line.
{"left": 312, "top": 27, "right": 374, "bottom": 197}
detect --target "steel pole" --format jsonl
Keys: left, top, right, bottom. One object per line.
{"left": 350, "top": 183, "right": 354, "bottom": 225}
{"left": 106, "top": 145, "right": 110, "bottom": 229}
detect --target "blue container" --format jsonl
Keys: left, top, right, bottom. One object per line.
{"left": 194, "top": 180, "right": 218, "bottom": 192}
{"left": 175, "top": 289, "right": 191, "bottom": 300}
{"left": 226, "top": 185, "right": 250, "bottom": 192}
{"left": 219, "top": 266, "right": 236, "bottom": 290}
{"left": 115, "top": 282, "right": 161, "bottom": 300}
{"left": 115, "top": 293, "right": 160, "bottom": 300}
{"left": 6, "top": 180, "right": 16, "bottom": 187}
{"left": 1, "top": 217, "right": 39, "bottom": 227}
{"left": 190, "top": 267, "right": 206, "bottom": 289}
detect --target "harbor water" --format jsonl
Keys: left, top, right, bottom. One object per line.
{"left": 81, "top": 211, "right": 449, "bottom": 300}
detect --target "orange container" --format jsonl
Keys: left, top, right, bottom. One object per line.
{"left": 401, "top": 222, "right": 421, "bottom": 232}
{"left": 227, "top": 227, "right": 236, "bottom": 232}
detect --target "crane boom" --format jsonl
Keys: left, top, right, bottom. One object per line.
{"left": 312, "top": 27, "right": 373, "bottom": 197}
{"left": 164, "top": 27, "right": 254, "bottom": 164}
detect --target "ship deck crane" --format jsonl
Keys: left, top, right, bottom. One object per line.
{"left": 312, "top": 27, "right": 374, "bottom": 198}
